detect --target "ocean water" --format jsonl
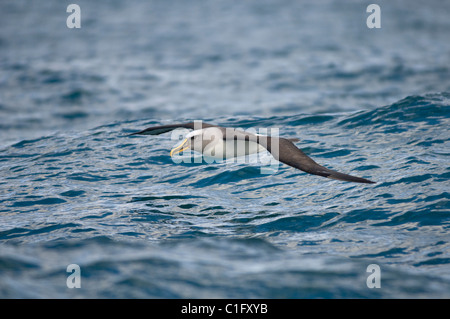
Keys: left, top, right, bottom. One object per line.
{"left": 1, "top": 0, "right": 450, "bottom": 299}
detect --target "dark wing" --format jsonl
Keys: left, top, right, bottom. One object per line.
{"left": 223, "top": 128, "right": 375, "bottom": 184}
{"left": 273, "top": 138, "right": 375, "bottom": 184}
{"left": 129, "top": 121, "right": 218, "bottom": 136}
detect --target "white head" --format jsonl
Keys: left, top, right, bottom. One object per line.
{"left": 170, "top": 128, "right": 223, "bottom": 156}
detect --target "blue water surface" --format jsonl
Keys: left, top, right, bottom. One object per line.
{"left": 1, "top": 0, "right": 450, "bottom": 298}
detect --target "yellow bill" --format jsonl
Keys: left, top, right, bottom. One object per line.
{"left": 170, "top": 138, "right": 189, "bottom": 156}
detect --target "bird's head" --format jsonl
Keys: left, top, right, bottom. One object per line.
{"left": 170, "top": 129, "right": 204, "bottom": 156}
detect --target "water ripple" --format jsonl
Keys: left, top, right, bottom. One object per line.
{"left": 1, "top": 0, "right": 450, "bottom": 298}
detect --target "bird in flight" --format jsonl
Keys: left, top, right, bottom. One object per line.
{"left": 129, "top": 121, "right": 375, "bottom": 184}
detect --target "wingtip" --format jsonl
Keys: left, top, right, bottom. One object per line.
{"left": 358, "top": 177, "right": 376, "bottom": 184}
{"left": 126, "top": 128, "right": 157, "bottom": 136}
{"left": 326, "top": 171, "right": 376, "bottom": 184}
{"left": 126, "top": 131, "right": 143, "bottom": 136}
{"left": 360, "top": 180, "right": 376, "bottom": 184}
{"left": 349, "top": 177, "right": 376, "bottom": 184}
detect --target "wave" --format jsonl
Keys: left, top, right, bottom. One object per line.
{"left": 337, "top": 92, "right": 450, "bottom": 128}
{"left": 1, "top": 92, "right": 449, "bottom": 299}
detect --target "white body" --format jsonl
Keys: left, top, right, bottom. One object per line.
{"left": 203, "top": 137, "right": 266, "bottom": 159}
{"left": 188, "top": 127, "right": 266, "bottom": 159}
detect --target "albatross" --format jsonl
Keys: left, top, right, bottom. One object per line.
{"left": 129, "top": 121, "right": 375, "bottom": 184}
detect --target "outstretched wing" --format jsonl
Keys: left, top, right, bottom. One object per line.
{"left": 273, "top": 138, "right": 375, "bottom": 183}
{"left": 223, "top": 128, "right": 375, "bottom": 184}
{"left": 129, "top": 121, "right": 218, "bottom": 136}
